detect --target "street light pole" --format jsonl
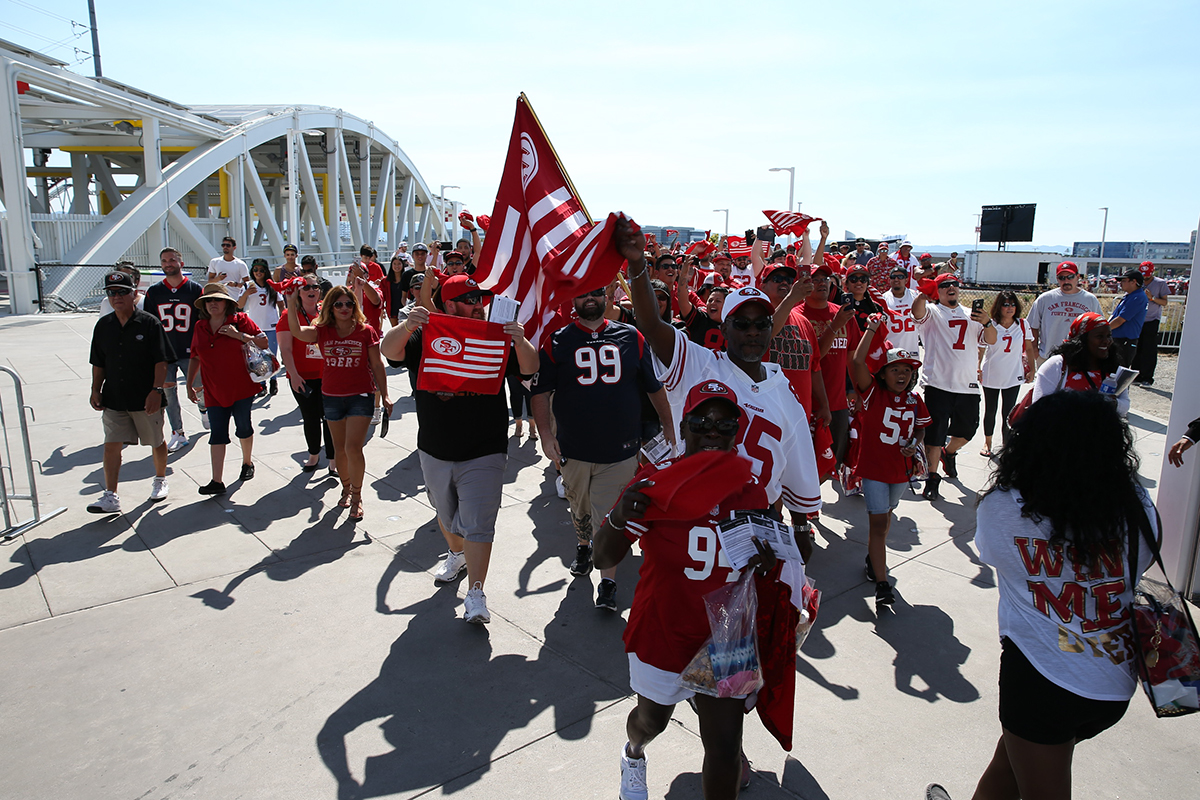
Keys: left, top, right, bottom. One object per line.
{"left": 769, "top": 167, "right": 795, "bottom": 214}
{"left": 713, "top": 208, "right": 729, "bottom": 237}
{"left": 1098, "top": 207, "right": 1109, "bottom": 279}
{"left": 440, "top": 184, "right": 459, "bottom": 240}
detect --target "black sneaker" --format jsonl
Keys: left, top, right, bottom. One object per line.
{"left": 595, "top": 578, "right": 617, "bottom": 611}
{"left": 239, "top": 463, "right": 255, "bottom": 482}
{"left": 198, "top": 480, "right": 226, "bottom": 496}
{"left": 922, "top": 474, "right": 941, "bottom": 501}
{"left": 941, "top": 450, "right": 958, "bottom": 479}
{"left": 864, "top": 554, "right": 877, "bottom": 582}
{"left": 875, "top": 580, "right": 895, "bottom": 608}
{"left": 269, "top": 378, "right": 278, "bottom": 396}
{"left": 570, "top": 543, "right": 593, "bottom": 576}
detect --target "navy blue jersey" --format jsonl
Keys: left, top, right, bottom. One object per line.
{"left": 143, "top": 276, "right": 204, "bottom": 359}
{"left": 532, "top": 319, "right": 661, "bottom": 464}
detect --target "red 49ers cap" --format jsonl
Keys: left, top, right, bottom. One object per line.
{"left": 1139, "top": 260, "right": 1155, "bottom": 277}
{"left": 682, "top": 380, "right": 742, "bottom": 417}
{"left": 441, "top": 274, "right": 493, "bottom": 303}
{"left": 1056, "top": 261, "right": 1079, "bottom": 276}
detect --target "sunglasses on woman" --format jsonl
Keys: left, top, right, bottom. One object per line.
{"left": 846, "top": 275, "right": 868, "bottom": 283}
{"left": 331, "top": 300, "right": 356, "bottom": 309}
{"left": 685, "top": 415, "right": 740, "bottom": 436}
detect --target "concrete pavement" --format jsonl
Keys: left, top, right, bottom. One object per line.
{"left": 0, "top": 313, "right": 1196, "bottom": 800}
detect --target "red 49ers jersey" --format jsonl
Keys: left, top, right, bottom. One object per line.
{"left": 622, "top": 460, "right": 769, "bottom": 672}
{"left": 852, "top": 384, "right": 930, "bottom": 485}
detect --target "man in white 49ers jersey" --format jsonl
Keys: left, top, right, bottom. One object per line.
{"left": 617, "top": 219, "right": 821, "bottom": 560}
{"left": 911, "top": 274, "right": 997, "bottom": 500}
{"left": 883, "top": 266, "right": 921, "bottom": 354}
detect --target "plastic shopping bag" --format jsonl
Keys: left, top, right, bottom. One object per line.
{"left": 795, "top": 576, "right": 821, "bottom": 652}
{"left": 678, "top": 570, "right": 763, "bottom": 698}
{"left": 243, "top": 342, "right": 279, "bottom": 384}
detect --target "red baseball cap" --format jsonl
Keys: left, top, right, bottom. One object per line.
{"left": 1139, "top": 260, "right": 1154, "bottom": 277}
{"left": 721, "top": 286, "right": 775, "bottom": 322}
{"left": 712, "top": 251, "right": 732, "bottom": 263}
{"left": 682, "top": 380, "right": 741, "bottom": 417}
{"left": 441, "top": 274, "right": 493, "bottom": 303}
{"left": 761, "top": 262, "right": 799, "bottom": 284}
{"left": 1056, "top": 261, "right": 1079, "bottom": 276}
{"left": 1069, "top": 312, "right": 1108, "bottom": 338}
{"left": 919, "top": 253, "right": 933, "bottom": 261}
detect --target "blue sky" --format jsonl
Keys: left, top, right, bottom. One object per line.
{"left": 5, "top": 0, "right": 1198, "bottom": 248}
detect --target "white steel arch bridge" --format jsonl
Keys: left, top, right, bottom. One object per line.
{"left": 0, "top": 38, "right": 454, "bottom": 314}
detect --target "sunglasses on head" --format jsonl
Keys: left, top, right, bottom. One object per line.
{"left": 846, "top": 275, "right": 868, "bottom": 283}
{"left": 728, "top": 316, "right": 772, "bottom": 331}
{"left": 685, "top": 415, "right": 740, "bottom": 436}
{"left": 105, "top": 288, "right": 131, "bottom": 297}
{"left": 331, "top": 300, "right": 355, "bottom": 309}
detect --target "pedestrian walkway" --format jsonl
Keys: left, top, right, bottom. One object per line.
{"left": 0, "top": 314, "right": 1194, "bottom": 800}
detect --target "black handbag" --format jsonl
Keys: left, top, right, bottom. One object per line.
{"left": 1126, "top": 505, "right": 1200, "bottom": 717}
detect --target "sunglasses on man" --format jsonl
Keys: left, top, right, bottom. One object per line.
{"left": 105, "top": 288, "right": 132, "bottom": 297}
{"left": 727, "top": 316, "right": 772, "bottom": 331}
{"left": 684, "top": 415, "right": 740, "bottom": 436}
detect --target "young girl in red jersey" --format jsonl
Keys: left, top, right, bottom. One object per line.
{"left": 851, "top": 314, "right": 930, "bottom": 609}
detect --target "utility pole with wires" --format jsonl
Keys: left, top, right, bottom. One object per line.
{"left": 87, "top": 0, "right": 101, "bottom": 76}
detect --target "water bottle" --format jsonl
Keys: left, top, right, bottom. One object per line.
{"left": 1099, "top": 374, "right": 1118, "bottom": 396}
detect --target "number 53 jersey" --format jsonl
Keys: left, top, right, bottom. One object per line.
{"left": 853, "top": 384, "right": 931, "bottom": 485}
{"left": 655, "top": 328, "right": 821, "bottom": 515}
{"left": 532, "top": 319, "right": 662, "bottom": 464}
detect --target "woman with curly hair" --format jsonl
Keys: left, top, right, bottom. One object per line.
{"left": 977, "top": 290, "right": 1036, "bottom": 457}
{"left": 1030, "top": 311, "right": 1128, "bottom": 417}
{"left": 925, "top": 391, "right": 1157, "bottom": 800}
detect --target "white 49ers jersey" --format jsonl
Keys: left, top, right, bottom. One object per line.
{"left": 915, "top": 302, "right": 986, "bottom": 394}
{"left": 883, "top": 288, "right": 921, "bottom": 354}
{"left": 654, "top": 328, "right": 821, "bottom": 514}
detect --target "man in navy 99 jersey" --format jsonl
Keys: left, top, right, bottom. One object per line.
{"left": 142, "top": 248, "right": 205, "bottom": 452}
{"left": 531, "top": 286, "right": 673, "bottom": 611}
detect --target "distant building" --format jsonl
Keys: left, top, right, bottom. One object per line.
{"left": 640, "top": 225, "right": 710, "bottom": 246}
{"left": 1072, "top": 237, "right": 1195, "bottom": 261}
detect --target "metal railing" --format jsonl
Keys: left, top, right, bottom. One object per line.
{"left": 0, "top": 366, "right": 66, "bottom": 542}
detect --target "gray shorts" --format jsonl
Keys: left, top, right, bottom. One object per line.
{"left": 419, "top": 451, "right": 507, "bottom": 543}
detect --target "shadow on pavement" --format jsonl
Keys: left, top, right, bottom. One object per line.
{"left": 870, "top": 592, "right": 980, "bottom": 704}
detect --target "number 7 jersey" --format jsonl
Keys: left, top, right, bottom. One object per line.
{"left": 655, "top": 328, "right": 821, "bottom": 514}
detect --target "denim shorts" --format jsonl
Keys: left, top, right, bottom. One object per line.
{"left": 862, "top": 478, "right": 906, "bottom": 515}
{"left": 323, "top": 393, "right": 374, "bottom": 421}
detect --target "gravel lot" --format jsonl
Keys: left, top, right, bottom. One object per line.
{"left": 1129, "top": 352, "right": 1177, "bottom": 422}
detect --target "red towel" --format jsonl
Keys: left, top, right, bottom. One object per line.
{"left": 640, "top": 450, "right": 752, "bottom": 522}
{"left": 753, "top": 568, "right": 800, "bottom": 751}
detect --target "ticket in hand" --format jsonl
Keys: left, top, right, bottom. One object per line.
{"left": 639, "top": 431, "right": 674, "bottom": 465}
{"left": 715, "top": 514, "right": 805, "bottom": 569}
{"left": 488, "top": 295, "right": 520, "bottom": 325}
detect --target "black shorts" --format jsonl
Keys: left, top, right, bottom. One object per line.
{"left": 923, "top": 386, "right": 980, "bottom": 447}
{"left": 998, "top": 637, "right": 1129, "bottom": 745}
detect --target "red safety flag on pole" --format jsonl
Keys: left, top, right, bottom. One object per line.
{"left": 472, "top": 94, "right": 629, "bottom": 349}
{"left": 416, "top": 313, "right": 511, "bottom": 395}
{"left": 762, "top": 210, "right": 822, "bottom": 238}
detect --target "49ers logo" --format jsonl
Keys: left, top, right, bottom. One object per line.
{"left": 431, "top": 337, "right": 463, "bottom": 356}
{"left": 700, "top": 381, "right": 729, "bottom": 395}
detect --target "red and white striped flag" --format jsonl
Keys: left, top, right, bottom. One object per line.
{"left": 416, "top": 312, "right": 511, "bottom": 395}
{"left": 762, "top": 210, "right": 822, "bottom": 237}
{"left": 472, "top": 94, "right": 628, "bottom": 349}
{"left": 725, "top": 236, "right": 769, "bottom": 259}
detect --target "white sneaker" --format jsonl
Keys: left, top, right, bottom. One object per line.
{"left": 556, "top": 474, "right": 566, "bottom": 499}
{"left": 433, "top": 550, "right": 467, "bottom": 583}
{"left": 620, "top": 746, "right": 648, "bottom": 800}
{"left": 167, "top": 431, "right": 188, "bottom": 453}
{"left": 199, "top": 410, "right": 210, "bottom": 430}
{"left": 463, "top": 582, "right": 490, "bottom": 624}
{"left": 370, "top": 406, "right": 383, "bottom": 426}
{"left": 87, "top": 490, "right": 121, "bottom": 514}
{"left": 149, "top": 477, "right": 169, "bottom": 502}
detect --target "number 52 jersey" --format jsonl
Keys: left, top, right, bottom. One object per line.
{"left": 655, "top": 328, "right": 821, "bottom": 515}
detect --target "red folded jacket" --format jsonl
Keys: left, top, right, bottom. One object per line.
{"left": 641, "top": 450, "right": 753, "bottom": 522}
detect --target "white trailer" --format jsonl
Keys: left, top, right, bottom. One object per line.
{"left": 962, "top": 250, "right": 1065, "bottom": 285}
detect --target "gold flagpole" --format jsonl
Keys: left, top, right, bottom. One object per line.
{"left": 519, "top": 92, "right": 593, "bottom": 225}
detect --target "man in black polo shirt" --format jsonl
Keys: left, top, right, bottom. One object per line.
{"left": 380, "top": 274, "right": 539, "bottom": 624}
{"left": 530, "top": 287, "right": 671, "bottom": 611}
{"left": 87, "top": 271, "right": 175, "bottom": 513}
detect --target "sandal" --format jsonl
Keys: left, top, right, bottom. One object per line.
{"left": 348, "top": 485, "right": 363, "bottom": 521}
{"left": 337, "top": 482, "right": 352, "bottom": 508}
{"left": 979, "top": 448, "right": 994, "bottom": 458}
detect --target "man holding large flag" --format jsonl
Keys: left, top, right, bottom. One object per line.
{"left": 381, "top": 274, "right": 539, "bottom": 624}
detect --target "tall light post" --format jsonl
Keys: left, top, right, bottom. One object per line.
{"left": 440, "top": 184, "right": 459, "bottom": 241}
{"left": 769, "top": 167, "right": 795, "bottom": 214}
{"left": 1098, "top": 207, "right": 1109, "bottom": 279}
{"left": 713, "top": 208, "right": 729, "bottom": 237}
